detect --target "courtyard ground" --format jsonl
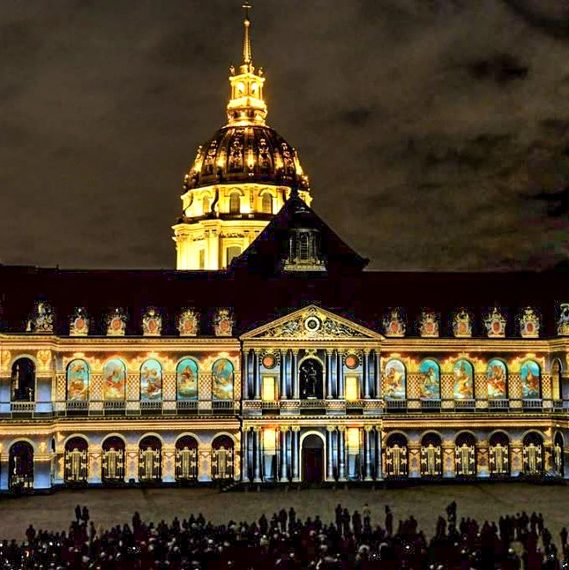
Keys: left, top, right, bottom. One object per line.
{"left": 0, "top": 483, "right": 568, "bottom": 544}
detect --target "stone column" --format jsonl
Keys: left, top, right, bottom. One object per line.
{"left": 364, "top": 426, "right": 373, "bottom": 480}
{"left": 246, "top": 350, "right": 254, "bottom": 400}
{"left": 279, "top": 352, "right": 286, "bottom": 400}
{"left": 338, "top": 426, "right": 347, "bottom": 481}
{"left": 286, "top": 428, "right": 292, "bottom": 481}
{"left": 292, "top": 351, "right": 300, "bottom": 399}
{"left": 338, "top": 353, "right": 345, "bottom": 399}
{"left": 368, "top": 350, "right": 377, "bottom": 399}
{"left": 253, "top": 428, "right": 262, "bottom": 483}
{"left": 242, "top": 428, "right": 250, "bottom": 482}
{"left": 253, "top": 352, "right": 260, "bottom": 400}
{"left": 326, "top": 350, "right": 333, "bottom": 399}
{"left": 363, "top": 351, "right": 370, "bottom": 399}
{"left": 292, "top": 427, "right": 301, "bottom": 482}
{"left": 331, "top": 350, "right": 338, "bottom": 399}
{"left": 375, "top": 427, "right": 383, "bottom": 480}
{"left": 279, "top": 427, "right": 289, "bottom": 482}
{"left": 326, "top": 426, "right": 335, "bottom": 481}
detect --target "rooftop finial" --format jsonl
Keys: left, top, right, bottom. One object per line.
{"left": 242, "top": 2, "right": 252, "bottom": 66}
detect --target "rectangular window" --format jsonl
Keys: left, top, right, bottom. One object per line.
{"left": 345, "top": 375, "right": 360, "bottom": 401}
{"left": 198, "top": 249, "right": 205, "bottom": 270}
{"left": 262, "top": 376, "right": 276, "bottom": 402}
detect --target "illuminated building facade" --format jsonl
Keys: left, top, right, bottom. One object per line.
{"left": 1, "top": 6, "right": 569, "bottom": 492}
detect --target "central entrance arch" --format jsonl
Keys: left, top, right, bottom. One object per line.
{"left": 302, "top": 433, "right": 324, "bottom": 483}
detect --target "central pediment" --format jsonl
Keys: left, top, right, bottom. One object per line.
{"left": 241, "top": 305, "right": 383, "bottom": 341}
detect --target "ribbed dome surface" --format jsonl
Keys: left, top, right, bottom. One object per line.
{"left": 183, "top": 125, "right": 310, "bottom": 192}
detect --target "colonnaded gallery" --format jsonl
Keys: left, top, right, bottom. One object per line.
{"left": 2, "top": 7, "right": 569, "bottom": 493}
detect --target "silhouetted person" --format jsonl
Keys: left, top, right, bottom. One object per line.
{"left": 385, "top": 505, "right": 393, "bottom": 536}
{"left": 81, "top": 506, "right": 90, "bottom": 523}
{"left": 74, "top": 504, "right": 81, "bottom": 522}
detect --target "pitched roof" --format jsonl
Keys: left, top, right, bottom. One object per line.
{"left": 230, "top": 194, "right": 369, "bottom": 275}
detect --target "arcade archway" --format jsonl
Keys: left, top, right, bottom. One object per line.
{"left": 302, "top": 433, "right": 324, "bottom": 483}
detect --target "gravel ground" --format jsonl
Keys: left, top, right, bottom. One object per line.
{"left": 0, "top": 483, "right": 567, "bottom": 545}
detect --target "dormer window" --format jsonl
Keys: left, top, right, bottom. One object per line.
{"left": 284, "top": 228, "right": 325, "bottom": 271}
{"left": 229, "top": 192, "right": 241, "bottom": 214}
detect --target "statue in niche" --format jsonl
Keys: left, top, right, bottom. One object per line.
{"left": 140, "top": 447, "right": 160, "bottom": 480}
{"left": 387, "top": 444, "right": 407, "bottom": 476}
{"left": 554, "top": 442, "right": 563, "bottom": 474}
{"left": 66, "top": 447, "right": 86, "bottom": 481}
{"left": 177, "top": 446, "right": 197, "bottom": 479}
{"left": 490, "top": 443, "right": 507, "bottom": 474}
{"left": 103, "top": 447, "right": 123, "bottom": 480}
{"left": 457, "top": 444, "right": 474, "bottom": 476}
{"left": 299, "top": 359, "right": 322, "bottom": 399}
{"left": 525, "top": 443, "right": 540, "bottom": 474}
{"left": 213, "top": 446, "right": 232, "bottom": 479}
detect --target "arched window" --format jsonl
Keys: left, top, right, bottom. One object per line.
{"left": 212, "top": 435, "right": 234, "bottom": 480}
{"left": 455, "top": 433, "right": 476, "bottom": 477}
{"left": 261, "top": 193, "right": 273, "bottom": 214}
{"left": 66, "top": 359, "right": 89, "bottom": 401}
{"left": 140, "top": 359, "right": 162, "bottom": 401}
{"left": 420, "top": 433, "right": 442, "bottom": 477}
{"left": 552, "top": 359, "right": 562, "bottom": 401}
{"left": 520, "top": 360, "right": 541, "bottom": 399}
{"left": 487, "top": 359, "right": 508, "bottom": 399}
{"left": 9, "top": 441, "right": 34, "bottom": 490}
{"left": 11, "top": 358, "right": 35, "bottom": 402}
{"left": 226, "top": 246, "right": 242, "bottom": 266}
{"left": 489, "top": 432, "right": 510, "bottom": 476}
{"left": 522, "top": 432, "right": 544, "bottom": 475}
{"left": 385, "top": 433, "right": 408, "bottom": 477}
{"left": 139, "top": 436, "right": 162, "bottom": 482}
{"left": 102, "top": 436, "right": 125, "bottom": 483}
{"left": 64, "top": 437, "right": 88, "bottom": 483}
{"left": 453, "top": 359, "right": 474, "bottom": 399}
{"left": 212, "top": 359, "right": 234, "bottom": 400}
{"left": 102, "top": 359, "right": 126, "bottom": 401}
{"left": 299, "top": 233, "right": 310, "bottom": 261}
{"left": 175, "top": 436, "right": 199, "bottom": 482}
{"left": 418, "top": 359, "right": 440, "bottom": 399}
{"left": 383, "top": 359, "right": 406, "bottom": 400}
{"left": 229, "top": 192, "right": 240, "bottom": 214}
{"left": 202, "top": 196, "right": 210, "bottom": 215}
{"left": 176, "top": 358, "right": 199, "bottom": 400}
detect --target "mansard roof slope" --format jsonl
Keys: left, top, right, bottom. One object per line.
{"left": 230, "top": 194, "right": 370, "bottom": 275}
{"left": 0, "top": 264, "right": 567, "bottom": 337}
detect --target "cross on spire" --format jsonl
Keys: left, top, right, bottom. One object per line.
{"left": 242, "top": 2, "right": 252, "bottom": 66}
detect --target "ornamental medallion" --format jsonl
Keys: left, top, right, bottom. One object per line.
{"left": 453, "top": 309, "right": 472, "bottom": 338}
{"left": 519, "top": 307, "right": 540, "bottom": 338}
{"left": 419, "top": 309, "right": 439, "bottom": 338}
{"left": 214, "top": 308, "right": 234, "bottom": 337}
{"left": 106, "top": 309, "right": 126, "bottom": 337}
{"left": 483, "top": 307, "right": 506, "bottom": 338}
{"left": 178, "top": 309, "right": 200, "bottom": 337}
{"left": 142, "top": 308, "right": 162, "bottom": 337}
{"left": 69, "top": 308, "right": 89, "bottom": 336}
{"left": 27, "top": 301, "right": 54, "bottom": 334}
{"left": 383, "top": 309, "right": 405, "bottom": 338}
{"left": 558, "top": 303, "right": 569, "bottom": 337}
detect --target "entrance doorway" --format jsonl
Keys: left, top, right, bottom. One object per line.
{"left": 302, "top": 434, "right": 324, "bottom": 483}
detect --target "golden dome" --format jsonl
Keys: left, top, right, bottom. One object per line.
{"left": 183, "top": 125, "right": 309, "bottom": 192}
{"left": 182, "top": 3, "right": 310, "bottom": 193}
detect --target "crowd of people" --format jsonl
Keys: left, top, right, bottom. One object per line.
{"left": 0, "top": 499, "right": 568, "bottom": 569}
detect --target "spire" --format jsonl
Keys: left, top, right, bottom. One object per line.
{"left": 242, "top": 2, "right": 252, "bottom": 67}
{"left": 226, "top": 2, "right": 268, "bottom": 126}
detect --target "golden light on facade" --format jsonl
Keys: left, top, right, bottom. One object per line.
{"left": 345, "top": 375, "right": 359, "bottom": 401}
{"left": 263, "top": 428, "right": 276, "bottom": 454}
{"left": 261, "top": 376, "right": 276, "bottom": 401}
{"left": 347, "top": 428, "right": 360, "bottom": 453}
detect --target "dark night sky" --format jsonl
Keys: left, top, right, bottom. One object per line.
{"left": 1, "top": 0, "right": 569, "bottom": 271}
